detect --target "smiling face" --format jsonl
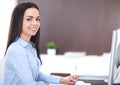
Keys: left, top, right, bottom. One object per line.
{"left": 20, "top": 7, "right": 40, "bottom": 42}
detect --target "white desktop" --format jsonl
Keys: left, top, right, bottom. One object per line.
{"left": 40, "top": 53, "right": 111, "bottom": 81}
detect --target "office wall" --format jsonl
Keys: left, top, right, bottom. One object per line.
{"left": 18, "top": 0, "right": 120, "bottom": 55}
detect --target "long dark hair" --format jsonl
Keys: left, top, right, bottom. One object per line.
{"left": 6, "top": 1, "right": 42, "bottom": 64}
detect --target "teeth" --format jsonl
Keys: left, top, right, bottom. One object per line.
{"left": 31, "top": 28, "right": 37, "bottom": 30}
{"left": 29, "top": 27, "right": 38, "bottom": 31}
{"left": 32, "top": 28, "right": 36, "bottom": 30}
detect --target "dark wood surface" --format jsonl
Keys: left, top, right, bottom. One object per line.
{"left": 51, "top": 73, "right": 71, "bottom": 77}
{"left": 81, "top": 80, "right": 107, "bottom": 85}
{"left": 38, "top": 0, "right": 120, "bottom": 55}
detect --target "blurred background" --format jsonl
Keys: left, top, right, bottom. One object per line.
{"left": 1, "top": 0, "right": 120, "bottom": 58}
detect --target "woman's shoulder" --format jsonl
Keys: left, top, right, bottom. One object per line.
{"left": 9, "top": 42, "right": 24, "bottom": 50}
{"left": 6, "top": 42, "right": 26, "bottom": 55}
{"left": 5, "top": 42, "right": 28, "bottom": 66}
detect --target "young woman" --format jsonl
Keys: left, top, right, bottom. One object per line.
{"left": 4, "top": 1, "right": 79, "bottom": 85}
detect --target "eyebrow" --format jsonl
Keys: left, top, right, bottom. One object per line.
{"left": 27, "top": 16, "right": 33, "bottom": 18}
{"left": 26, "top": 16, "right": 40, "bottom": 18}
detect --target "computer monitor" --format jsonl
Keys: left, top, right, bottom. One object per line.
{"left": 108, "top": 29, "right": 120, "bottom": 85}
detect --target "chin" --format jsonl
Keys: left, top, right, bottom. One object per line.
{"left": 31, "top": 33, "right": 37, "bottom": 36}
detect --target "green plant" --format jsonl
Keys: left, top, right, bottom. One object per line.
{"left": 46, "top": 41, "right": 57, "bottom": 49}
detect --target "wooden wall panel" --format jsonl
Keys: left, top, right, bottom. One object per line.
{"left": 18, "top": 0, "right": 120, "bottom": 55}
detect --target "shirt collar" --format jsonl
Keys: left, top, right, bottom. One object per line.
{"left": 16, "top": 38, "right": 30, "bottom": 48}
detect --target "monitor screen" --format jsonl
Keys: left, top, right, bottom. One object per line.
{"left": 108, "top": 29, "right": 120, "bottom": 85}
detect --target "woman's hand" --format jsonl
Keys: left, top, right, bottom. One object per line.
{"left": 60, "top": 75, "right": 79, "bottom": 85}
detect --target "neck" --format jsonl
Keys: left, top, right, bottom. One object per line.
{"left": 20, "top": 34, "right": 31, "bottom": 42}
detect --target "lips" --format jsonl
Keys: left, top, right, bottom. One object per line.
{"left": 31, "top": 28, "right": 37, "bottom": 31}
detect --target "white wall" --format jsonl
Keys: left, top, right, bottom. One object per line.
{"left": 0, "top": 0, "right": 17, "bottom": 59}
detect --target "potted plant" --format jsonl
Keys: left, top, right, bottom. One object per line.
{"left": 46, "top": 41, "right": 57, "bottom": 55}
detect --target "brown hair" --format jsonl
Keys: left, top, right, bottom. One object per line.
{"left": 6, "top": 1, "right": 42, "bottom": 64}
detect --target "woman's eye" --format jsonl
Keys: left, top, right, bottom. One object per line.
{"left": 26, "top": 18, "right": 32, "bottom": 21}
{"left": 36, "top": 18, "right": 40, "bottom": 22}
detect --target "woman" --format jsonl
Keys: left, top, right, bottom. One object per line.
{"left": 4, "top": 1, "right": 79, "bottom": 85}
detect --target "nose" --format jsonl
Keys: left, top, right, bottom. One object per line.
{"left": 33, "top": 20, "right": 38, "bottom": 25}
{"left": 32, "top": 19, "right": 40, "bottom": 26}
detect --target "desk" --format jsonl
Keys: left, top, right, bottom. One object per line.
{"left": 51, "top": 73, "right": 107, "bottom": 85}
{"left": 80, "top": 80, "right": 107, "bottom": 85}
{"left": 40, "top": 54, "right": 110, "bottom": 85}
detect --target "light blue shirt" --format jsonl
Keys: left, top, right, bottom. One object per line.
{"left": 4, "top": 38, "right": 61, "bottom": 85}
